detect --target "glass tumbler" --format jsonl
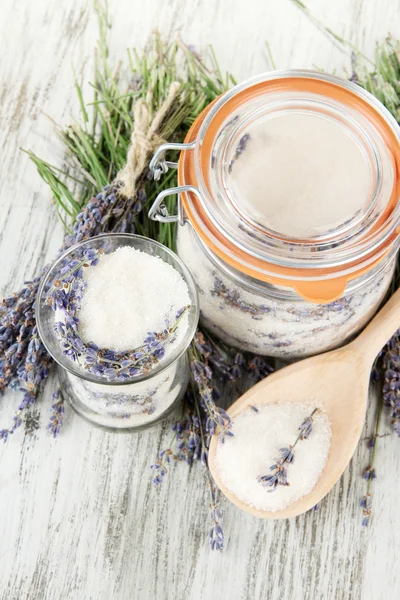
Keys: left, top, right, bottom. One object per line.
{"left": 37, "top": 233, "right": 199, "bottom": 430}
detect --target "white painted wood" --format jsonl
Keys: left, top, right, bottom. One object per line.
{"left": 0, "top": 1, "right": 399, "bottom": 598}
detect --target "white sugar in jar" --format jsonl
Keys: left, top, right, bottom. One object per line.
{"left": 150, "top": 71, "right": 400, "bottom": 359}
{"left": 37, "top": 234, "right": 199, "bottom": 430}
{"left": 176, "top": 224, "right": 395, "bottom": 357}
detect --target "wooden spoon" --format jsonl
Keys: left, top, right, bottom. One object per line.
{"left": 208, "top": 287, "right": 400, "bottom": 519}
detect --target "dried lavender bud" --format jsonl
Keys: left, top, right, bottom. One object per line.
{"left": 209, "top": 484, "right": 224, "bottom": 551}
{"left": 382, "top": 330, "right": 400, "bottom": 435}
{"left": 228, "top": 133, "right": 251, "bottom": 173}
{"left": 150, "top": 462, "right": 168, "bottom": 485}
{"left": 48, "top": 389, "right": 65, "bottom": 438}
{"left": 298, "top": 409, "right": 318, "bottom": 439}
{"left": 363, "top": 465, "right": 377, "bottom": 481}
{"left": 211, "top": 275, "right": 269, "bottom": 318}
{"left": 257, "top": 408, "right": 318, "bottom": 491}
{"left": 360, "top": 493, "right": 372, "bottom": 527}
{"left": 257, "top": 461, "right": 289, "bottom": 491}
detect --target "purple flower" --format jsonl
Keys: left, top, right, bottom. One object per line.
{"left": 298, "top": 411, "right": 317, "bottom": 439}
{"left": 47, "top": 389, "right": 65, "bottom": 438}
{"left": 360, "top": 493, "right": 372, "bottom": 527}
{"left": 258, "top": 408, "right": 318, "bottom": 491}
{"left": 209, "top": 485, "right": 224, "bottom": 551}
{"left": 150, "top": 462, "right": 167, "bottom": 485}
{"left": 363, "top": 466, "right": 377, "bottom": 481}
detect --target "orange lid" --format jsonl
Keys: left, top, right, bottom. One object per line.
{"left": 177, "top": 71, "right": 400, "bottom": 303}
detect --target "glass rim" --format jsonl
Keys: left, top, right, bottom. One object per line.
{"left": 36, "top": 233, "right": 200, "bottom": 386}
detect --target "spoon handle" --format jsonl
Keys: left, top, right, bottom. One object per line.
{"left": 351, "top": 286, "right": 400, "bottom": 365}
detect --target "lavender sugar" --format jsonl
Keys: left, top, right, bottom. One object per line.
{"left": 215, "top": 403, "right": 331, "bottom": 512}
{"left": 78, "top": 246, "right": 191, "bottom": 355}
{"left": 53, "top": 245, "right": 192, "bottom": 428}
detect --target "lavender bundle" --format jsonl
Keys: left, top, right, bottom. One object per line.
{"left": 1, "top": 18, "right": 237, "bottom": 441}
{"left": 0, "top": 80, "right": 181, "bottom": 438}
{"left": 0, "top": 278, "right": 52, "bottom": 441}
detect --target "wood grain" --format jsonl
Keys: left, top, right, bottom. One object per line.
{"left": 1, "top": 1, "right": 400, "bottom": 599}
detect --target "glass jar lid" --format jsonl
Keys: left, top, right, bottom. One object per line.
{"left": 151, "top": 71, "right": 400, "bottom": 302}
{"left": 219, "top": 104, "right": 381, "bottom": 240}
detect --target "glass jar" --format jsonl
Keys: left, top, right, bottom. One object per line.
{"left": 149, "top": 70, "right": 400, "bottom": 359}
{"left": 37, "top": 234, "right": 199, "bottom": 430}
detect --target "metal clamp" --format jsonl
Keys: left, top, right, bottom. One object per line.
{"left": 149, "top": 142, "right": 195, "bottom": 181}
{"left": 148, "top": 185, "right": 202, "bottom": 226}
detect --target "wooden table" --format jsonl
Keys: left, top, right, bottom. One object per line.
{"left": 1, "top": 1, "right": 400, "bottom": 598}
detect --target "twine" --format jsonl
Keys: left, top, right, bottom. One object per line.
{"left": 117, "top": 81, "right": 181, "bottom": 198}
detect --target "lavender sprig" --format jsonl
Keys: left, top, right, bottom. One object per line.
{"left": 382, "top": 330, "right": 400, "bottom": 434}
{"left": 0, "top": 414, "right": 23, "bottom": 443}
{"left": 48, "top": 390, "right": 65, "bottom": 438}
{"left": 188, "top": 345, "right": 233, "bottom": 443}
{"left": 150, "top": 447, "right": 171, "bottom": 485}
{"left": 209, "top": 483, "right": 224, "bottom": 551}
{"left": 257, "top": 408, "right": 318, "bottom": 491}
{"left": 0, "top": 284, "right": 52, "bottom": 437}
{"left": 360, "top": 363, "right": 384, "bottom": 527}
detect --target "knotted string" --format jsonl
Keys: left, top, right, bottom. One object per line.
{"left": 117, "top": 81, "right": 180, "bottom": 198}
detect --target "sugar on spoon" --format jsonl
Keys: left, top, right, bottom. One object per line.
{"left": 208, "top": 287, "right": 400, "bottom": 519}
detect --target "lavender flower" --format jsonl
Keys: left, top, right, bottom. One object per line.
{"left": 382, "top": 330, "right": 400, "bottom": 434}
{"left": 363, "top": 465, "right": 377, "bottom": 481}
{"left": 209, "top": 484, "right": 224, "bottom": 551}
{"left": 298, "top": 411, "right": 316, "bottom": 440}
{"left": 360, "top": 493, "right": 372, "bottom": 527}
{"left": 0, "top": 280, "right": 52, "bottom": 439}
{"left": 257, "top": 408, "right": 318, "bottom": 491}
{"left": 247, "top": 355, "right": 275, "bottom": 381}
{"left": 212, "top": 276, "right": 270, "bottom": 318}
{"left": 189, "top": 354, "right": 233, "bottom": 443}
{"left": 150, "top": 459, "right": 168, "bottom": 485}
{"left": 0, "top": 413, "right": 22, "bottom": 443}
{"left": 48, "top": 389, "right": 65, "bottom": 438}
{"left": 228, "top": 133, "right": 251, "bottom": 173}
{"left": 258, "top": 455, "right": 290, "bottom": 491}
